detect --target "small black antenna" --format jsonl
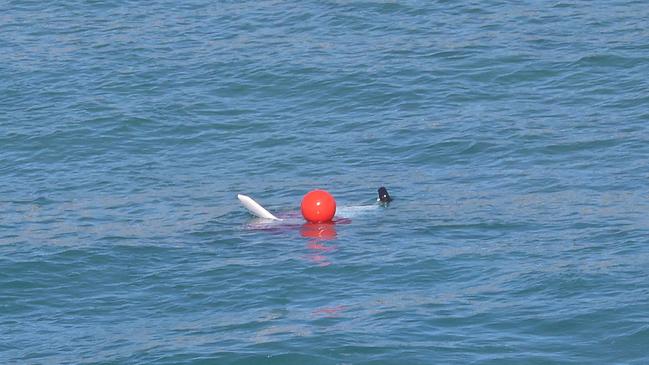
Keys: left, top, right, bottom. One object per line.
{"left": 378, "top": 187, "right": 392, "bottom": 203}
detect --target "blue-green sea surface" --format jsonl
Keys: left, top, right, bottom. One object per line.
{"left": 2, "top": 1, "right": 649, "bottom": 364}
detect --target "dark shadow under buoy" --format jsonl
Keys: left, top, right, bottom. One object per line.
{"left": 300, "top": 222, "right": 337, "bottom": 240}
{"left": 301, "top": 222, "right": 337, "bottom": 266}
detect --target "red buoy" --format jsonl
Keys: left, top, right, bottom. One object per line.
{"left": 301, "top": 190, "right": 336, "bottom": 223}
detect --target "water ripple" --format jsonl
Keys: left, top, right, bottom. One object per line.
{"left": 2, "top": 0, "right": 649, "bottom": 363}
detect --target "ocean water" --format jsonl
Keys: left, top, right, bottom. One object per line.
{"left": 2, "top": 1, "right": 649, "bottom": 363}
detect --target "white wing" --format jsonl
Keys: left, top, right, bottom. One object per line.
{"left": 237, "top": 194, "right": 281, "bottom": 220}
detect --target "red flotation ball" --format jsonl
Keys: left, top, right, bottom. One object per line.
{"left": 301, "top": 189, "right": 336, "bottom": 223}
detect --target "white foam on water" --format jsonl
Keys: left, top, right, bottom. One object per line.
{"left": 335, "top": 204, "right": 379, "bottom": 218}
